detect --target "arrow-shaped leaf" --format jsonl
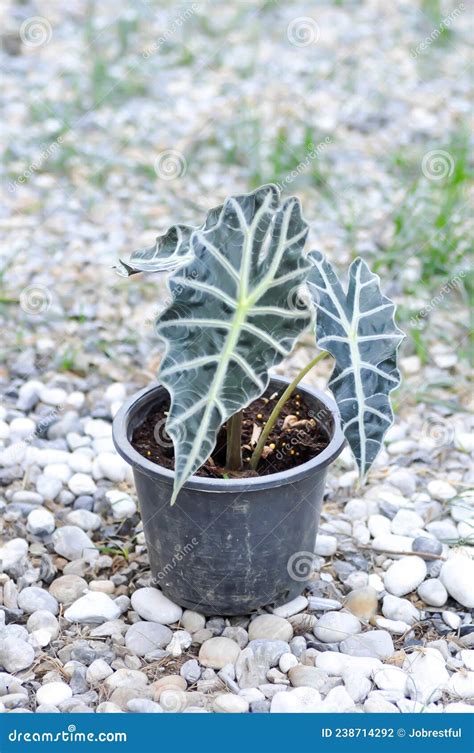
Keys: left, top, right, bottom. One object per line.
{"left": 157, "top": 184, "right": 312, "bottom": 504}
{"left": 114, "top": 202, "right": 227, "bottom": 277}
{"left": 307, "top": 251, "right": 404, "bottom": 479}
{"left": 115, "top": 225, "right": 196, "bottom": 277}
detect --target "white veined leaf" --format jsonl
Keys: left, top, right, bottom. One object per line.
{"left": 307, "top": 251, "right": 404, "bottom": 480}
{"left": 114, "top": 202, "right": 227, "bottom": 277}
{"left": 114, "top": 225, "right": 196, "bottom": 277}
{"left": 156, "top": 184, "right": 312, "bottom": 504}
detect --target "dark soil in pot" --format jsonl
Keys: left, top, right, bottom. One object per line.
{"left": 131, "top": 386, "right": 331, "bottom": 478}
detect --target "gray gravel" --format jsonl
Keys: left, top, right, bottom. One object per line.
{"left": 0, "top": 0, "right": 472, "bottom": 714}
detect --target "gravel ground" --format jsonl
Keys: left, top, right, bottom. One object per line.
{"left": 0, "top": 0, "right": 472, "bottom": 714}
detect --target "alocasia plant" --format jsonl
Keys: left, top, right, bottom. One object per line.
{"left": 119, "top": 184, "right": 403, "bottom": 503}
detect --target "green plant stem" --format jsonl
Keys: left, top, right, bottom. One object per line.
{"left": 226, "top": 410, "right": 243, "bottom": 470}
{"left": 250, "top": 351, "right": 330, "bottom": 471}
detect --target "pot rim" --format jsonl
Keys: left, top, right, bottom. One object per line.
{"left": 112, "top": 376, "right": 345, "bottom": 493}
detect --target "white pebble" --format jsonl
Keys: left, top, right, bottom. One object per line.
{"left": 427, "top": 479, "right": 457, "bottom": 501}
{"left": 36, "top": 682, "right": 72, "bottom": 707}
{"left": 384, "top": 556, "right": 427, "bottom": 596}
{"left": 27, "top": 508, "right": 55, "bottom": 536}
{"left": 68, "top": 473, "right": 96, "bottom": 496}
{"left": 417, "top": 579, "right": 447, "bottom": 607}
{"left": 440, "top": 555, "right": 474, "bottom": 608}
{"left": 314, "top": 534, "right": 337, "bottom": 556}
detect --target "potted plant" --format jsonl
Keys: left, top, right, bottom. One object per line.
{"left": 113, "top": 185, "right": 403, "bottom": 615}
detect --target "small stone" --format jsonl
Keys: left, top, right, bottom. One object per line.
{"left": 442, "top": 610, "right": 461, "bottom": 630}
{"left": 412, "top": 536, "right": 443, "bottom": 558}
{"left": 0, "top": 639, "right": 35, "bottom": 673}
{"left": 199, "top": 637, "right": 241, "bottom": 669}
{"left": 374, "top": 617, "right": 411, "bottom": 635}
{"left": 307, "top": 596, "right": 343, "bottom": 611}
{"left": 131, "top": 588, "right": 182, "bottom": 625}
{"left": 427, "top": 480, "right": 457, "bottom": 501}
{"left": 86, "top": 659, "right": 114, "bottom": 684}
{"left": 66, "top": 509, "right": 101, "bottom": 531}
{"left": 340, "top": 630, "right": 394, "bottom": 659}
{"left": 343, "top": 670, "right": 371, "bottom": 703}
{"left": 18, "top": 587, "right": 58, "bottom": 615}
{"left": 316, "top": 652, "right": 382, "bottom": 677}
{"left": 384, "top": 556, "right": 427, "bottom": 596}
{"left": 391, "top": 509, "right": 424, "bottom": 536}
{"left": 236, "top": 640, "right": 289, "bottom": 688}
{"left": 26, "top": 611, "right": 59, "bottom": 639}
{"left": 368, "top": 514, "right": 391, "bottom": 538}
{"left": 417, "top": 579, "right": 448, "bottom": 607}
{"left": 382, "top": 594, "right": 420, "bottom": 625}
{"left": 36, "top": 682, "right": 72, "bottom": 707}
{"left": 364, "top": 697, "right": 399, "bottom": 713}
{"left": 440, "top": 556, "right": 474, "bottom": 608}
{"left": 52, "top": 526, "right": 96, "bottom": 561}
{"left": 64, "top": 592, "right": 121, "bottom": 623}
{"left": 403, "top": 648, "right": 449, "bottom": 704}
{"left": 96, "top": 702, "right": 123, "bottom": 713}
{"left": 26, "top": 508, "right": 55, "bottom": 536}
{"left": 270, "top": 687, "right": 321, "bottom": 713}
{"left": 125, "top": 621, "right": 172, "bottom": 656}
{"left": 426, "top": 519, "right": 458, "bottom": 541}
{"left": 166, "top": 630, "right": 192, "bottom": 657}
{"left": 89, "top": 580, "right": 115, "bottom": 594}
{"left": 344, "top": 586, "right": 378, "bottom": 620}
{"left": 288, "top": 665, "right": 327, "bottom": 690}
{"left": 152, "top": 675, "right": 187, "bottom": 698}
{"left": 447, "top": 671, "right": 474, "bottom": 699}
{"left": 314, "top": 534, "right": 337, "bottom": 556}
{"left": 461, "top": 650, "right": 474, "bottom": 671}
{"left": 372, "top": 534, "right": 414, "bottom": 554}
{"left": 248, "top": 615, "right": 293, "bottom": 642}
{"left": 279, "top": 653, "right": 298, "bottom": 673}
{"left": 272, "top": 595, "right": 308, "bottom": 618}
{"left": 127, "top": 698, "right": 163, "bottom": 713}
{"left": 68, "top": 473, "right": 96, "bottom": 496}
{"left": 105, "top": 668, "right": 148, "bottom": 691}
{"left": 106, "top": 489, "right": 137, "bottom": 519}
{"left": 373, "top": 666, "right": 407, "bottom": 691}
{"left": 49, "top": 575, "right": 88, "bottom": 604}
{"left": 96, "top": 453, "right": 127, "bottom": 483}
{"left": 221, "top": 626, "right": 248, "bottom": 649}
{"left": 36, "top": 475, "right": 62, "bottom": 501}
{"left": 180, "top": 659, "right": 201, "bottom": 684}
{"left": 321, "top": 685, "right": 355, "bottom": 712}
{"left": 180, "top": 610, "right": 205, "bottom": 633}
{"left": 213, "top": 693, "right": 249, "bottom": 713}
{"left": 313, "top": 611, "right": 361, "bottom": 643}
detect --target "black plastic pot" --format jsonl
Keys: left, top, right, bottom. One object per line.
{"left": 113, "top": 377, "right": 344, "bottom": 616}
